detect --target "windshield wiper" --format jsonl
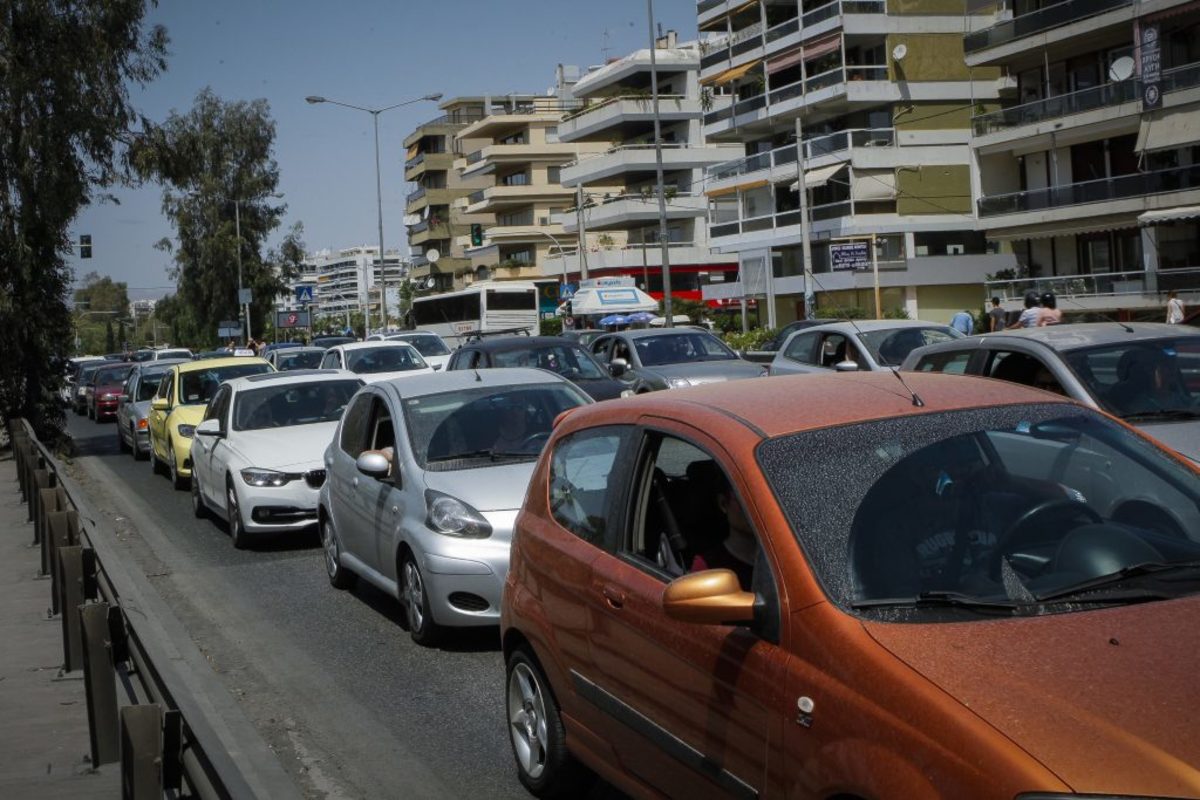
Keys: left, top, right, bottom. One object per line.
{"left": 1035, "top": 561, "right": 1200, "bottom": 602}
{"left": 427, "top": 449, "right": 496, "bottom": 463}
{"left": 851, "top": 591, "right": 1018, "bottom": 613}
{"left": 1122, "top": 409, "right": 1200, "bottom": 422}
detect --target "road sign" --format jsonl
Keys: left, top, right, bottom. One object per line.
{"left": 295, "top": 285, "right": 315, "bottom": 304}
{"left": 276, "top": 309, "right": 311, "bottom": 329}
{"left": 830, "top": 242, "right": 871, "bottom": 272}
{"left": 218, "top": 320, "right": 242, "bottom": 339}
{"left": 238, "top": 288, "right": 253, "bottom": 305}
{"left": 559, "top": 282, "right": 577, "bottom": 300}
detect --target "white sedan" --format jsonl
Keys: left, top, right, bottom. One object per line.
{"left": 319, "top": 341, "right": 435, "bottom": 383}
{"left": 189, "top": 370, "right": 364, "bottom": 548}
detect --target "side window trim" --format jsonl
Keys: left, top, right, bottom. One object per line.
{"left": 547, "top": 424, "right": 634, "bottom": 549}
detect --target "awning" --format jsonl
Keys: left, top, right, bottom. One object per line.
{"left": 1143, "top": 0, "right": 1200, "bottom": 22}
{"left": 705, "top": 178, "right": 769, "bottom": 197}
{"left": 569, "top": 286, "right": 659, "bottom": 315}
{"left": 700, "top": 59, "right": 762, "bottom": 86}
{"left": 1139, "top": 205, "right": 1200, "bottom": 225}
{"left": 790, "top": 162, "right": 847, "bottom": 191}
{"left": 767, "top": 46, "right": 804, "bottom": 75}
{"left": 1136, "top": 105, "right": 1200, "bottom": 152}
{"left": 803, "top": 33, "right": 842, "bottom": 63}
{"left": 851, "top": 168, "right": 896, "bottom": 201}
{"left": 987, "top": 215, "right": 1137, "bottom": 241}
{"left": 406, "top": 144, "right": 420, "bottom": 160}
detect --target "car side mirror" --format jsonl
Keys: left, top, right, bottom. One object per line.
{"left": 662, "top": 569, "right": 757, "bottom": 626}
{"left": 119, "top": 394, "right": 130, "bottom": 403}
{"left": 195, "top": 418, "right": 223, "bottom": 438}
{"left": 609, "top": 358, "right": 629, "bottom": 377}
{"left": 151, "top": 398, "right": 170, "bottom": 411}
{"left": 356, "top": 451, "right": 392, "bottom": 481}
{"left": 834, "top": 360, "right": 860, "bottom": 373}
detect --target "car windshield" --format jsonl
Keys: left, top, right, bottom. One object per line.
{"left": 1064, "top": 338, "right": 1200, "bottom": 420}
{"left": 277, "top": 351, "right": 324, "bottom": 371}
{"left": 313, "top": 337, "right": 355, "bottom": 349}
{"left": 130, "top": 351, "right": 155, "bottom": 362}
{"left": 95, "top": 366, "right": 131, "bottom": 385}
{"left": 344, "top": 346, "right": 428, "bottom": 374}
{"left": 758, "top": 404, "right": 1200, "bottom": 620}
{"left": 179, "top": 363, "right": 271, "bottom": 405}
{"left": 387, "top": 335, "right": 450, "bottom": 357}
{"left": 633, "top": 332, "right": 736, "bottom": 367}
{"left": 857, "top": 326, "right": 960, "bottom": 367}
{"left": 137, "top": 371, "right": 169, "bottom": 402}
{"left": 78, "top": 365, "right": 102, "bottom": 383}
{"left": 402, "top": 383, "right": 588, "bottom": 470}
{"left": 492, "top": 344, "right": 607, "bottom": 380}
{"left": 233, "top": 379, "right": 362, "bottom": 431}
{"left": 157, "top": 349, "right": 191, "bottom": 360}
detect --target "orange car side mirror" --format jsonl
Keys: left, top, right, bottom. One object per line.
{"left": 662, "top": 569, "right": 757, "bottom": 626}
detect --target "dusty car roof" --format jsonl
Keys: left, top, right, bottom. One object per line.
{"left": 972, "top": 322, "right": 1197, "bottom": 350}
{"left": 465, "top": 336, "right": 587, "bottom": 351}
{"left": 175, "top": 356, "right": 271, "bottom": 373}
{"left": 797, "top": 319, "right": 955, "bottom": 335}
{"left": 568, "top": 372, "right": 1074, "bottom": 439}
{"left": 375, "top": 366, "right": 578, "bottom": 400}
{"left": 611, "top": 327, "right": 724, "bottom": 339}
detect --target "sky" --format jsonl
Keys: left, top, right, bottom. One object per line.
{"left": 72, "top": 0, "right": 702, "bottom": 300}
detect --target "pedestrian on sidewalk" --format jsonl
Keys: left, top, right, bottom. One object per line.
{"left": 950, "top": 309, "right": 974, "bottom": 335}
{"left": 1008, "top": 291, "right": 1041, "bottom": 329}
{"left": 1167, "top": 290, "right": 1185, "bottom": 324}
{"left": 988, "top": 296, "right": 1006, "bottom": 332}
{"left": 1037, "top": 292, "right": 1062, "bottom": 326}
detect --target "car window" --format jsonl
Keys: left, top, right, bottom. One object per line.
{"left": 179, "top": 363, "right": 272, "bottom": 405}
{"left": 321, "top": 351, "right": 340, "bottom": 370}
{"left": 339, "top": 393, "right": 373, "bottom": 457}
{"left": 158, "top": 372, "right": 174, "bottom": 404}
{"left": 913, "top": 349, "right": 973, "bottom": 375}
{"left": 233, "top": 380, "right": 362, "bottom": 431}
{"left": 1064, "top": 337, "right": 1200, "bottom": 419}
{"left": 137, "top": 371, "right": 167, "bottom": 401}
{"left": 388, "top": 334, "right": 451, "bottom": 357}
{"left": 493, "top": 345, "right": 607, "bottom": 380}
{"left": 984, "top": 351, "right": 1064, "bottom": 394}
{"left": 612, "top": 339, "right": 633, "bottom": 364}
{"left": 783, "top": 331, "right": 819, "bottom": 364}
{"left": 345, "top": 345, "right": 428, "bottom": 374}
{"left": 817, "top": 333, "right": 863, "bottom": 369}
{"left": 368, "top": 397, "right": 395, "bottom": 452}
{"left": 634, "top": 332, "right": 735, "bottom": 367}
{"left": 858, "top": 326, "right": 960, "bottom": 367}
{"left": 591, "top": 338, "right": 612, "bottom": 363}
{"left": 277, "top": 351, "right": 324, "bottom": 371}
{"left": 549, "top": 428, "right": 625, "bottom": 545}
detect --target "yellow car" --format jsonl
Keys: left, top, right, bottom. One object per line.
{"left": 148, "top": 357, "right": 274, "bottom": 488}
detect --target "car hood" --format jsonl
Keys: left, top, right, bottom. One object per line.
{"left": 573, "top": 376, "right": 627, "bottom": 401}
{"left": 358, "top": 368, "right": 436, "bottom": 384}
{"left": 420, "top": 460, "right": 537, "bottom": 512}
{"left": 647, "top": 360, "right": 764, "bottom": 384}
{"left": 227, "top": 423, "right": 338, "bottom": 471}
{"left": 863, "top": 597, "right": 1200, "bottom": 796}
{"left": 1132, "top": 419, "right": 1200, "bottom": 462}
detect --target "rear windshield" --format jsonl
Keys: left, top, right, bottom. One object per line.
{"left": 277, "top": 351, "right": 324, "bottom": 371}
{"left": 634, "top": 332, "right": 736, "bottom": 367}
{"left": 493, "top": 344, "right": 606, "bottom": 380}
{"left": 233, "top": 379, "right": 362, "bottom": 431}
{"left": 95, "top": 366, "right": 132, "bottom": 385}
{"left": 344, "top": 346, "right": 428, "bottom": 374}
{"left": 857, "top": 326, "right": 960, "bottom": 367}
{"left": 387, "top": 335, "right": 450, "bottom": 357}
{"left": 179, "top": 363, "right": 272, "bottom": 405}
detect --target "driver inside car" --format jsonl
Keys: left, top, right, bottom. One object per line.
{"left": 492, "top": 402, "right": 541, "bottom": 454}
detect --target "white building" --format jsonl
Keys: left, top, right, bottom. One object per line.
{"left": 279, "top": 245, "right": 408, "bottom": 330}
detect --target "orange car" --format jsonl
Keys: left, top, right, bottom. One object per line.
{"left": 501, "top": 371, "right": 1200, "bottom": 799}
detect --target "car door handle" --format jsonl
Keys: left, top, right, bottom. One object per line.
{"left": 601, "top": 585, "right": 625, "bottom": 609}
{"left": 391, "top": 505, "right": 399, "bottom": 515}
{"left": 352, "top": 477, "right": 359, "bottom": 488}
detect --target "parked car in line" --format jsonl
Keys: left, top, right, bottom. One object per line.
{"left": 502, "top": 371, "right": 1200, "bottom": 799}
{"left": 63, "top": 356, "right": 106, "bottom": 405}
{"left": 258, "top": 341, "right": 304, "bottom": 359}
{"left": 446, "top": 336, "right": 632, "bottom": 401}
{"left": 380, "top": 331, "right": 453, "bottom": 371}
{"left": 311, "top": 335, "right": 356, "bottom": 350}
{"left": 767, "top": 319, "right": 962, "bottom": 376}
{"left": 319, "top": 368, "right": 591, "bottom": 644}
{"left": 147, "top": 357, "right": 274, "bottom": 489}
{"left": 116, "top": 360, "right": 189, "bottom": 459}
{"left": 152, "top": 347, "right": 194, "bottom": 361}
{"left": 588, "top": 328, "right": 765, "bottom": 393}
{"left": 738, "top": 317, "right": 839, "bottom": 363}
{"left": 558, "top": 328, "right": 605, "bottom": 348}
{"left": 84, "top": 362, "right": 134, "bottom": 421}
{"left": 72, "top": 362, "right": 106, "bottom": 415}
{"left": 268, "top": 346, "right": 325, "bottom": 371}
{"left": 901, "top": 322, "right": 1200, "bottom": 462}
{"left": 190, "top": 370, "right": 363, "bottom": 548}
{"left": 318, "top": 341, "right": 434, "bottom": 384}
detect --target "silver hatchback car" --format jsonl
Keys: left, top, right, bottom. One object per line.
{"left": 318, "top": 368, "right": 592, "bottom": 644}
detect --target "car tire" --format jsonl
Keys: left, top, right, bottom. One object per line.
{"left": 87, "top": 404, "right": 94, "bottom": 420}
{"left": 133, "top": 427, "right": 147, "bottom": 461}
{"left": 117, "top": 422, "right": 130, "bottom": 453}
{"left": 191, "top": 470, "right": 208, "bottom": 519}
{"left": 506, "top": 647, "right": 590, "bottom": 798}
{"left": 226, "top": 479, "right": 248, "bottom": 549}
{"left": 321, "top": 515, "right": 355, "bottom": 590}
{"left": 149, "top": 434, "right": 164, "bottom": 476}
{"left": 401, "top": 554, "right": 440, "bottom": 646}
{"left": 168, "top": 441, "right": 188, "bottom": 490}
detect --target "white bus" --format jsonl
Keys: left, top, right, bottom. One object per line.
{"left": 409, "top": 280, "right": 540, "bottom": 342}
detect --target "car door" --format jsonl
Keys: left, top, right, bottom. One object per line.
{"left": 148, "top": 370, "right": 175, "bottom": 459}
{"left": 194, "top": 386, "right": 232, "bottom": 507}
{"left": 585, "top": 422, "right": 784, "bottom": 798}
{"left": 320, "top": 350, "right": 342, "bottom": 370}
{"left": 118, "top": 373, "right": 136, "bottom": 434}
{"left": 770, "top": 331, "right": 821, "bottom": 376}
{"left": 328, "top": 391, "right": 374, "bottom": 566}
{"left": 359, "top": 395, "right": 404, "bottom": 577}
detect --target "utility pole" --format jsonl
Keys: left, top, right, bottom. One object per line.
{"left": 795, "top": 115, "right": 816, "bottom": 318}
{"left": 575, "top": 185, "right": 589, "bottom": 280}
{"left": 234, "top": 200, "right": 251, "bottom": 343}
{"left": 648, "top": 0, "right": 674, "bottom": 326}
{"left": 372, "top": 111, "right": 390, "bottom": 332}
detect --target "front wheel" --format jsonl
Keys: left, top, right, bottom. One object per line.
{"left": 226, "top": 480, "right": 248, "bottom": 549}
{"left": 191, "top": 469, "right": 208, "bottom": 519}
{"left": 168, "top": 441, "right": 188, "bottom": 490}
{"left": 401, "top": 555, "right": 440, "bottom": 646}
{"left": 321, "top": 515, "right": 355, "bottom": 589}
{"left": 506, "top": 648, "right": 589, "bottom": 797}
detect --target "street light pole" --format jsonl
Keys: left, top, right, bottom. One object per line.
{"left": 234, "top": 200, "right": 250, "bottom": 343}
{"left": 647, "top": 0, "right": 674, "bottom": 327}
{"left": 306, "top": 92, "right": 443, "bottom": 337}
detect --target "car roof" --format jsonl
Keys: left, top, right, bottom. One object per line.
{"left": 791, "top": 319, "right": 952, "bottom": 336}
{"left": 275, "top": 346, "right": 325, "bottom": 355}
{"left": 137, "top": 358, "right": 189, "bottom": 370}
{"left": 373, "top": 367, "right": 574, "bottom": 400}
{"left": 966, "top": 322, "right": 1196, "bottom": 351}
{"left": 174, "top": 356, "right": 271, "bottom": 373}
{"left": 609, "top": 328, "right": 721, "bottom": 339}
{"left": 223, "top": 369, "right": 358, "bottom": 390}
{"left": 464, "top": 335, "right": 585, "bottom": 351}
{"left": 334, "top": 341, "right": 418, "bottom": 352}
{"left": 564, "top": 372, "right": 1074, "bottom": 440}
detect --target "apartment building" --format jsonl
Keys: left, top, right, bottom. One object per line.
{"left": 552, "top": 31, "right": 743, "bottom": 306}
{"left": 284, "top": 245, "right": 406, "bottom": 325}
{"left": 403, "top": 98, "right": 493, "bottom": 292}
{"left": 696, "top": 0, "right": 1016, "bottom": 325}
{"left": 969, "top": 0, "right": 1200, "bottom": 312}
{"left": 452, "top": 67, "right": 609, "bottom": 283}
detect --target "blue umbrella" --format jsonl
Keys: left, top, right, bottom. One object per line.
{"left": 627, "top": 311, "right": 655, "bottom": 324}
{"left": 599, "top": 314, "right": 630, "bottom": 327}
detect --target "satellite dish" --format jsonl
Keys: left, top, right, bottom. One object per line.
{"left": 403, "top": 214, "right": 421, "bottom": 226}
{"left": 425, "top": 278, "right": 436, "bottom": 290}
{"left": 891, "top": 43, "right": 908, "bottom": 62}
{"left": 426, "top": 248, "right": 441, "bottom": 264}
{"left": 1108, "top": 55, "right": 1135, "bottom": 82}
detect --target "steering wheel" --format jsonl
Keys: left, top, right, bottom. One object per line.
{"left": 513, "top": 431, "right": 551, "bottom": 452}
{"left": 990, "top": 498, "right": 1103, "bottom": 578}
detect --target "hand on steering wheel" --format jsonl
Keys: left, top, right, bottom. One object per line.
{"left": 990, "top": 498, "right": 1102, "bottom": 579}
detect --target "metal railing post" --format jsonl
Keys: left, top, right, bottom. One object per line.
{"left": 38, "top": 484, "right": 62, "bottom": 575}
{"left": 57, "top": 545, "right": 85, "bottom": 671}
{"left": 81, "top": 602, "right": 120, "bottom": 765}
{"left": 120, "top": 705, "right": 163, "bottom": 799}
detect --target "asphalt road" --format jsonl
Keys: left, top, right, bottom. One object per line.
{"left": 64, "top": 410, "right": 598, "bottom": 799}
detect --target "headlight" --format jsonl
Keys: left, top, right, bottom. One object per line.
{"left": 424, "top": 490, "right": 492, "bottom": 538}
{"left": 101, "top": 392, "right": 117, "bottom": 400}
{"left": 240, "top": 468, "right": 293, "bottom": 487}
{"left": 668, "top": 377, "right": 692, "bottom": 389}
{"left": 619, "top": 389, "right": 635, "bottom": 398}
{"left": 176, "top": 424, "right": 195, "bottom": 438}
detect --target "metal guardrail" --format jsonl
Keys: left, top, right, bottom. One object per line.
{"left": 7, "top": 419, "right": 301, "bottom": 800}
{"left": 964, "top": 0, "right": 1132, "bottom": 54}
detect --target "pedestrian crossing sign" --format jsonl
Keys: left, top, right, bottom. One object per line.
{"left": 295, "top": 285, "right": 315, "bottom": 304}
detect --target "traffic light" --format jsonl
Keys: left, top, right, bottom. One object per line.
{"left": 470, "top": 223, "right": 484, "bottom": 247}
{"left": 565, "top": 300, "right": 573, "bottom": 317}
{"left": 79, "top": 234, "right": 92, "bottom": 259}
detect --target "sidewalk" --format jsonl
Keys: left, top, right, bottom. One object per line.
{"left": 0, "top": 450, "right": 117, "bottom": 798}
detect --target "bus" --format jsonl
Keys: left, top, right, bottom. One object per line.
{"left": 409, "top": 281, "right": 540, "bottom": 342}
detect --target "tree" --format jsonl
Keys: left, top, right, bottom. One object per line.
{"left": 117, "top": 319, "right": 127, "bottom": 349}
{"left": 0, "top": 1, "right": 168, "bottom": 443}
{"left": 74, "top": 271, "right": 131, "bottom": 313}
{"left": 105, "top": 319, "right": 115, "bottom": 353}
{"left": 134, "top": 89, "right": 301, "bottom": 347}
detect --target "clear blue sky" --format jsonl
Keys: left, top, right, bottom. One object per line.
{"left": 72, "top": 0, "right": 700, "bottom": 300}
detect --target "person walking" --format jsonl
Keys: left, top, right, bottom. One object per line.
{"left": 950, "top": 309, "right": 974, "bottom": 335}
{"left": 1037, "top": 292, "right": 1062, "bottom": 326}
{"left": 988, "top": 296, "right": 1006, "bottom": 332}
{"left": 1007, "top": 291, "right": 1041, "bottom": 329}
{"left": 1167, "top": 290, "right": 1185, "bottom": 324}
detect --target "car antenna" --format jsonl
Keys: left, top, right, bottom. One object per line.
{"left": 1058, "top": 295, "right": 1134, "bottom": 333}
{"left": 474, "top": 368, "right": 482, "bottom": 382}
{"left": 806, "top": 271, "right": 925, "bottom": 407}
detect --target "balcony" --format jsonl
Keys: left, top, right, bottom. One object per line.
{"left": 705, "top": 128, "right": 895, "bottom": 187}
{"left": 964, "top": 0, "right": 1133, "bottom": 56}
{"left": 405, "top": 151, "right": 456, "bottom": 181}
{"left": 978, "top": 164, "right": 1200, "bottom": 217}
{"left": 544, "top": 242, "right": 734, "bottom": 278}
{"left": 561, "top": 193, "right": 708, "bottom": 232}
{"left": 402, "top": 110, "right": 486, "bottom": 148}
{"left": 702, "top": 65, "right": 889, "bottom": 127}
{"left": 406, "top": 186, "right": 426, "bottom": 204}
{"left": 561, "top": 143, "right": 740, "bottom": 186}
{"left": 558, "top": 95, "right": 698, "bottom": 141}
{"left": 459, "top": 142, "right": 580, "bottom": 176}
{"left": 462, "top": 184, "right": 575, "bottom": 214}
{"left": 985, "top": 267, "right": 1200, "bottom": 308}
{"left": 405, "top": 187, "right": 458, "bottom": 213}
{"left": 700, "top": 1, "right": 884, "bottom": 73}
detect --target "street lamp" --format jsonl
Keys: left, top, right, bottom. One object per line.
{"left": 305, "top": 92, "right": 443, "bottom": 335}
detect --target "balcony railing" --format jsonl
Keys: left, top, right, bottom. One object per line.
{"left": 561, "top": 142, "right": 691, "bottom": 171}
{"left": 406, "top": 186, "right": 426, "bottom": 203}
{"left": 706, "top": 128, "right": 895, "bottom": 182}
{"left": 405, "top": 152, "right": 426, "bottom": 169}
{"left": 467, "top": 189, "right": 487, "bottom": 205}
{"left": 700, "top": 1, "right": 883, "bottom": 69}
{"left": 985, "top": 267, "right": 1200, "bottom": 302}
{"left": 408, "top": 219, "right": 430, "bottom": 234}
{"left": 710, "top": 199, "right": 867, "bottom": 239}
{"left": 965, "top": 0, "right": 1133, "bottom": 54}
{"left": 561, "top": 94, "right": 688, "bottom": 123}
{"left": 979, "top": 164, "right": 1200, "bottom": 217}
{"left": 466, "top": 150, "right": 484, "bottom": 165}
{"left": 704, "top": 65, "right": 886, "bottom": 126}
{"left": 698, "top": 0, "right": 723, "bottom": 14}
{"left": 414, "top": 110, "right": 486, "bottom": 128}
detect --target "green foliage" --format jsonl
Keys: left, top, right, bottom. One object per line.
{"left": 815, "top": 305, "right": 869, "bottom": 320}
{"left": 723, "top": 328, "right": 776, "bottom": 351}
{"left": 0, "top": 0, "right": 168, "bottom": 443}
{"left": 882, "top": 306, "right": 911, "bottom": 320}
{"left": 74, "top": 271, "right": 131, "bottom": 313}
{"left": 540, "top": 317, "right": 562, "bottom": 336}
{"left": 104, "top": 319, "right": 116, "bottom": 353}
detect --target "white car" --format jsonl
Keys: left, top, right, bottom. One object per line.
{"left": 318, "top": 341, "right": 435, "bottom": 383}
{"left": 381, "top": 331, "right": 452, "bottom": 371}
{"left": 189, "top": 370, "right": 364, "bottom": 548}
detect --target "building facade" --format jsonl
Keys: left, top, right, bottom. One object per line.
{"left": 281, "top": 245, "right": 406, "bottom": 330}
{"left": 696, "top": 0, "right": 1016, "bottom": 326}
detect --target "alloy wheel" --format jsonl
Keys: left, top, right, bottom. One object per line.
{"left": 321, "top": 517, "right": 354, "bottom": 589}
{"left": 227, "top": 483, "right": 246, "bottom": 549}
{"left": 508, "top": 662, "right": 549, "bottom": 780}
{"left": 402, "top": 559, "right": 425, "bottom": 632}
